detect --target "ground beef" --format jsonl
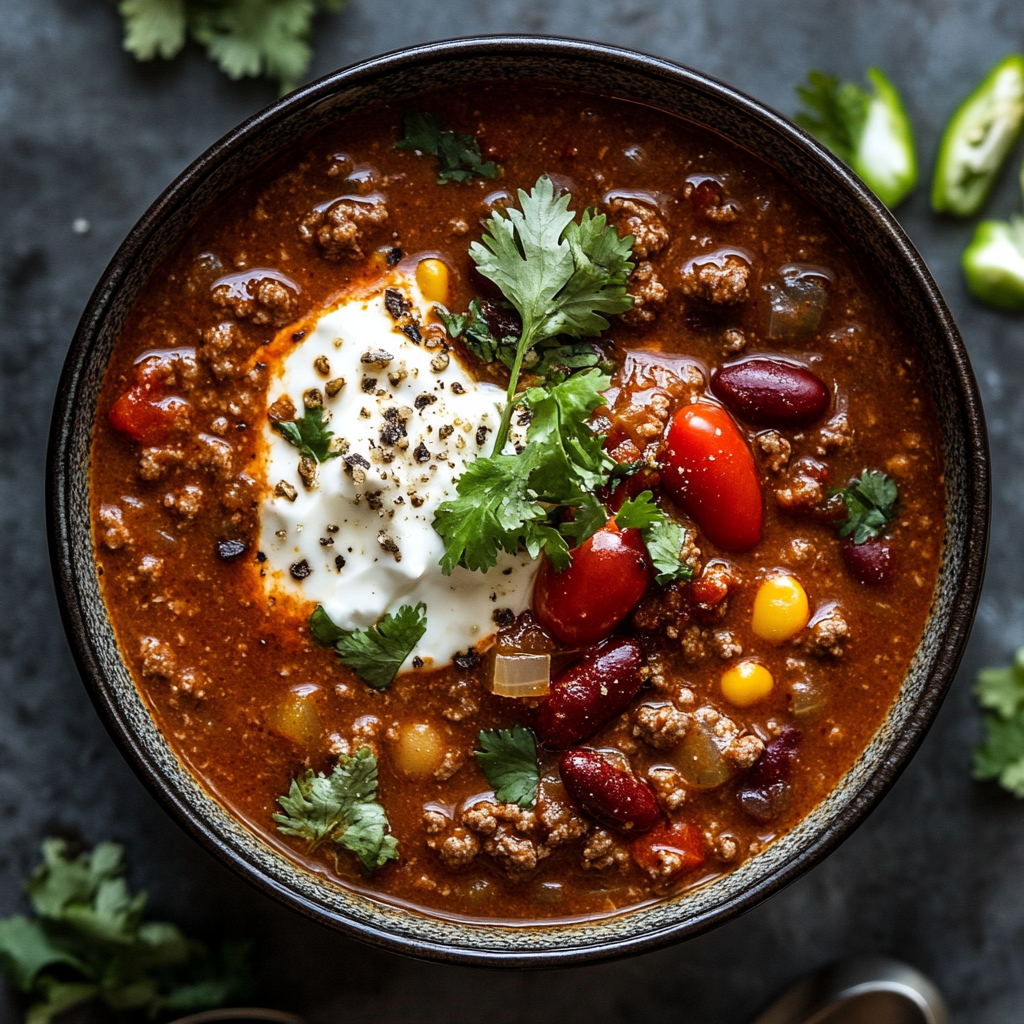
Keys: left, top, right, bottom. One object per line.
{"left": 139, "top": 636, "right": 176, "bottom": 678}
{"left": 608, "top": 198, "right": 669, "bottom": 258}
{"left": 163, "top": 485, "right": 203, "bottom": 520}
{"left": 631, "top": 703, "right": 691, "bottom": 749}
{"left": 299, "top": 197, "right": 388, "bottom": 260}
{"left": 433, "top": 749, "right": 465, "bottom": 781}
{"left": 185, "top": 435, "right": 234, "bottom": 479}
{"left": 709, "top": 630, "right": 743, "bottom": 660}
{"left": 138, "top": 446, "right": 184, "bottom": 482}
{"left": 97, "top": 504, "right": 132, "bottom": 550}
{"left": 756, "top": 430, "right": 792, "bottom": 473}
{"left": 713, "top": 833, "right": 740, "bottom": 862}
{"left": 808, "top": 607, "right": 850, "bottom": 657}
{"left": 693, "top": 705, "right": 765, "bottom": 770}
{"left": 537, "top": 799, "right": 589, "bottom": 849}
{"left": 212, "top": 276, "right": 296, "bottom": 326}
{"left": 680, "top": 254, "right": 751, "bottom": 305}
{"left": 648, "top": 766, "right": 688, "bottom": 811}
{"left": 622, "top": 261, "right": 668, "bottom": 325}
{"left": 581, "top": 829, "right": 630, "bottom": 872}
{"left": 815, "top": 412, "right": 855, "bottom": 454}
{"left": 722, "top": 328, "right": 747, "bottom": 353}
{"left": 422, "top": 809, "right": 447, "bottom": 835}
{"left": 438, "top": 830, "right": 479, "bottom": 868}
{"left": 485, "top": 833, "right": 540, "bottom": 877}
{"left": 199, "top": 321, "right": 247, "bottom": 380}
{"left": 775, "top": 469, "right": 826, "bottom": 514}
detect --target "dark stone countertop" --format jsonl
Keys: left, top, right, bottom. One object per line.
{"left": 3, "top": 2, "right": 1023, "bottom": 1021}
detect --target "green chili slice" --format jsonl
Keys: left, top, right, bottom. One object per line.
{"left": 962, "top": 217, "right": 1024, "bottom": 311}
{"left": 932, "top": 55, "right": 1024, "bottom": 217}
{"left": 795, "top": 67, "right": 917, "bottom": 208}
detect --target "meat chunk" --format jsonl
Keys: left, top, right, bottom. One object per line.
{"left": 581, "top": 829, "right": 630, "bottom": 871}
{"left": 212, "top": 276, "right": 296, "bottom": 327}
{"left": 692, "top": 705, "right": 765, "bottom": 770}
{"left": 815, "top": 412, "right": 854, "bottom": 455}
{"left": 97, "top": 504, "right": 132, "bottom": 550}
{"left": 808, "top": 607, "right": 850, "bottom": 657}
{"left": 438, "top": 830, "right": 479, "bottom": 868}
{"left": 299, "top": 197, "right": 388, "bottom": 260}
{"left": 433, "top": 749, "right": 465, "bottom": 781}
{"left": 139, "top": 636, "right": 176, "bottom": 679}
{"left": 163, "top": 484, "right": 203, "bottom": 520}
{"left": 631, "top": 703, "right": 691, "bottom": 750}
{"left": 648, "top": 766, "right": 688, "bottom": 811}
{"left": 680, "top": 253, "right": 751, "bottom": 305}
{"left": 422, "top": 809, "right": 448, "bottom": 835}
{"left": 710, "top": 630, "right": 743, "bottom": 660}
{"left": 608, "top": 198, "right": 669, "bottom": 258}
{"left": 138, "top": 446, "right": 184, "bottom": 482}
{"left": 756, "top": 430, "right": 792, "bottom": 473}
{"left": 536, "top": 798, "right": 588, "bottom": 850}
{"left": 200, "top": 321, "right": 247, "bottom": 380}
{"left": 622, "top": 261, "right": 668, "bottom": 326}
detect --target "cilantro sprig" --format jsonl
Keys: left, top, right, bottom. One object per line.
{"left": 835, "top": 470, "right": 899, "bottom": 544}
{"left": 432, "top": 370, "right": 615, "bottom": 574}
{"left": 973, "top": 648, "right": 1024, "bottom": 797}
{"left": 615, "top": 490, "right": 695, "bottom": 585}
{"left": 274, "top": 748, "right": 399, "bottom": 872}
{"left": 117, "top": 0, "right": 347, "bottom": 92}
{"left": 310, "top": 603, "right": 427, "bottom": 690}
{"left": 470, "top": 175, "right": 634, "bottom": 453}
{"left": 272, "top": 404, "right": 341, "bottom": 463}
{"left": 0, "top": 840, "right": 252, "bottom": 1024}
{"left": 395, "top": 112, "right": 499, "bottom": 184}
{"left": 474, "top": 726, "right": 540, "bottom": 808}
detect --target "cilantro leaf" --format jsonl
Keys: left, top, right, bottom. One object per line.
{"left": 117, "top": 0, "right": 346, "bottom": 92}
{"left": 432, "top": 371, "right": 613, "bottom": 574}
{"left": 974, "top": 648, "right": 1024, "bottom": 797}
{"left": 795, "top": 70, "right": 870, "bottom": 163}
{"left": 396, "top": 111, "right": 499, "bottom": 184}
{"left": 474, "top": 726, "right": 540, "bottom": 808}
{"left": 615, "top": 490, "right": 694, "bottom": 585}
{"left": 469, "top": 175, "right": 633, "bottom": 452}
{"left": 309, "top": 603, "right": 427, "bottom": 690}
{"left": 0, "top": 840, "right": 252, "bottom": 1022}
{"left": 272, "top": 403, "right": 341, "bottom": 463}
{"left": 835, "top": 470, "right": 898, "bottom": 544}
{"left": 556, "top": 492, "right": 609, "bottom": 551}
{"left": 274, "top": 748, "right": 400, "bottom": 871}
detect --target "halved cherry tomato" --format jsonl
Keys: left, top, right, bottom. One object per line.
{"left": 533, "top": 518, "right": 652, "bottom": 646}
{"left": 108, "top": 358, "right": 190, "bottom": 445}
{"left": 661, "top": 401, "right": 763, "bottom": 551}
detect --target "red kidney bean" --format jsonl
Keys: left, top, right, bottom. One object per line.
{"left": 535, "top": 638, "right": 645, "bottom": 750}
{"left": 559, "top": 749, "right": 661, "bottom": 832}
{"left": 737, "top": 725, "right": 800, "bottom": 823}
{"left": 841, "top": 537, "right": 896, "bottom": 586}
{"left": 711, "top": 358, "right": 830, "bottom": 427}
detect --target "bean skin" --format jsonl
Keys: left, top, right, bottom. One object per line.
{"left": 711, "top": 357, "right": 830, "bottom": 427}
{"left": 737, "top": 725, "right": 800, "bottom": 823}
{"left": 559, "top": 748, "right": 661, "bottom": 832}
{"left": 535, "top": 638, "right": 645, "bottom": 750}
{"left": 841, "top": 537, "right": 896, "bottom": 585}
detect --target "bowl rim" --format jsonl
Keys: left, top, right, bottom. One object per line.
{"left": 47, "top": 34, "right": 990, "bottom": 967}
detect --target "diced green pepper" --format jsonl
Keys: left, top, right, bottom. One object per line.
{"left": 795, "top": 67, "right": 918, "bottom": 208}
{"left": 962, "top": 217, "right": 1024, "bottom": 311}
{"left": 932, "top": 55, "right": 1024, "bottom": 217}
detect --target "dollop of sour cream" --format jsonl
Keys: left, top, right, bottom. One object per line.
{"left": 260, "top": 277, "right": 538, "bottom": 668}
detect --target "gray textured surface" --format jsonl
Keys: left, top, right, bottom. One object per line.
{"left": 2, "top": 1, "right": 1023, "bottom": 1021}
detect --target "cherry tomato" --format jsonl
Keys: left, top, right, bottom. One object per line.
{"left": 533, "top": 519, "right": 652, "bottom": 646}
{"left": 661, "top": 401, "right": 763, "bottom": 551}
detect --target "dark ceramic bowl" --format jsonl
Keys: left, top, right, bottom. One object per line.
{"left": 47, "top": 36, "right": 989, "bottom": 966}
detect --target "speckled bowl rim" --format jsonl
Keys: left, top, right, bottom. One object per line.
{"left": 47, "top": 36, "right": 989, "bottom": 967}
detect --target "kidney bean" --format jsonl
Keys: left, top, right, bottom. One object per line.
{"left": 841, "top": 537, "right": 896, "bottom": 586}
{"left": 535, "top": 638, "right": 644, "bottom": 749}
{"left": 630, "top": 821, "right": 706, "bottom": 880}
{"left": 711, "top": 358, "right": 830, "bottom": 427}
{"left": 559, "top": 748, "right": 661, "bottom": 832}
{"left": 737, "top": 725, "right": 800, "bottom": 823}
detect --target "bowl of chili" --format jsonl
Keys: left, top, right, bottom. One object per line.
{"left": 48, "top": 36, "right": 989, "bottom": 965}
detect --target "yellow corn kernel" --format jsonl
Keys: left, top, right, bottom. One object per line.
{"left": 721, "top": 660, "right": 774, "bottom": 708}
{"left": 416, "top": 258, "right": 449, "bottom": 305}
{"left": 751, "top": 573, "right": 810, "bottom": 643}
{"left": 392, "top": 722, "right": 444, "bottom": 778}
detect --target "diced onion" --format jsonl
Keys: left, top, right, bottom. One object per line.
{"left": 486, "top": 652, "right": 551, "bottom": 697}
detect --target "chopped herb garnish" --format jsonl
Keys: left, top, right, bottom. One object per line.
{"left": 469, "top": 175, "right": 634, "bottom": 453}
{"left": 433, "top": 370, "right": 614, "bottom": 574}
{"left": 835, "top": 470, "right": 898, "bottom": 544}
{"left": 395, "top": 111, "right": 499, "bottom": 184}
{"left": 615, "top": 490, "right": 694, "bottom": 585}
{"left": 309, "top": 603, "right": 426, "bottom": 690}
{"left": 795, "top": 68, "right": 918, "bottom": 208}
{"left": 272, "top": 404, "right": 341, "bottom": 463}
{"left": 973, "top": 648, "right": 1024, "bottom": 797}
{"left": 0, "top": 840, "right": 252, "bottom": 1023}
{"left": 474, "top": 726, "right": 540, "bottom": 808}
{"left": 274, "top": 748, "right": 399, "bottom": 872}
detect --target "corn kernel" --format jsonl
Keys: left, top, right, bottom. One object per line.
{"left": 751, "top": 573, "right": 809, "bottom": 643}
{"left": 393, "top": 722, "right": 443, "bottom": 778}
{"left": 416, "top": 258, "right": 449, "bottom": 305}
{"left": 721, "top": 660, "right": 774, "bottom": 708}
